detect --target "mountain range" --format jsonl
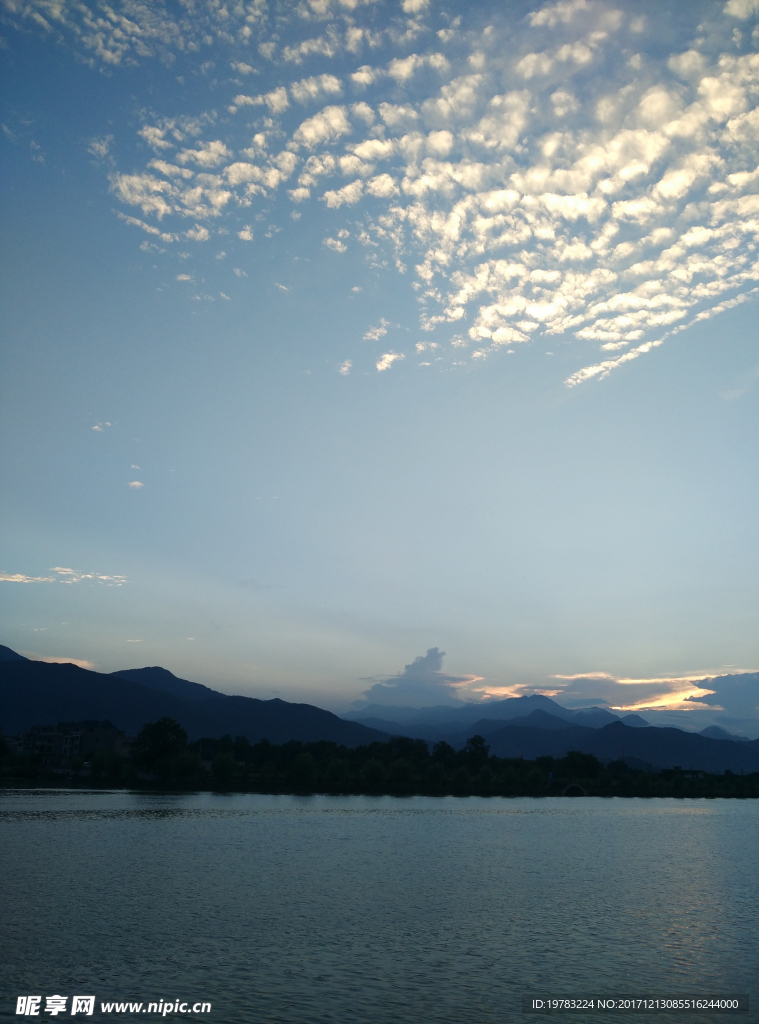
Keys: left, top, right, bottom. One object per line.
{"left": 341, "top": 699, "right": 759, "bottom": 772}
{"left": 2, "top": 645, "right": 758, "bottom": 773}
{"left": 343, "top": 694, "right": 648, "bottom": 736}
{"left": 0, "top": 647, "right": 386, "bottom": 747}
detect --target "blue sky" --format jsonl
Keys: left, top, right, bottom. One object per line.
{"left": 1, "top": 0, "right": 758, "bottom": 718}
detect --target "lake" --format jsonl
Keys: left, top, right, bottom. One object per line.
{"left": 1, "top": 791, "right": 757, "bottom": 1023}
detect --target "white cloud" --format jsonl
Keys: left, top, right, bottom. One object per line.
{"left": 376, "top": 350, "right": 404, "bottom": 371}
{"left": 1, "top": 567, "right": 127, "bottom": 586}
{"left": 293, "top": 106, "right": 351, "bottom": 149}
{"left": 378, "top": 103, "right": 419, "bottom": 129}
{"left": 529, "top": 0, "right": 591, "bottom": 28}
{"left": 363, "top": 318, "right": 391, "bottom": 341}
{"left": 515, "top": 51, "right": 554, "bottom": 79}
{"left": 265, "top": 87, "right": 290, "bottom": 114}
{"left": 111, "top": 173, "right": 175, "bottom": 219}
{"left": 338, "top": 359, "right": 352, "bottom": 374}
{"left": 322, "top": 179, "right": 363, "bottom": 207}
{"left": 176, "top": 141, "right": 231, "bottom": 168}
{"left": 366, "top": 173, "right": 398, "bottom": 197}
{"left": 358, "top": 648, "right": 481, "bottom": 706}
{"left": 1, "top": 0, "right": 268, "bottom": 65}
{"left": 351, "top": 102, "right": 375, "bottom": 125}
{"left": 351, "top": 137, "right": 394, "bottom": 161}
{"left": 148, "top": 160, "right": 193, "bottom": 180}
{"left": 423, "top": 74, "right": 481, "bottom": 122}
{"left": 70, "top": 1, "right": 759, "bottom": 388}
{"left": 324, "top": 237, "right": 347, "bottom": 251}
{"left": 551, "top": 89, "right": 580, "bottom": 117}
{"left": 724, "top": 0, "right": 759, "bottom": 17}
{"left": 291, "top": 74, "right": 342, "bottom": 104}
{"left": 138, "top": 126, "right": 173, "bottom": 151}
{"left": 387, "top": 54, "right": 424, "bottom": 82}
{"left": 352, "top": 65, "right": 378, "bottom": 87}
{"left": 128, "top": 480, "right": 145, "bottom": 488}
{"left": 283, "top": 35, "right": 336, "bottom": 64}
{"left": 0, "top": 572, "right": 57, "bottom": 583}
{"left": 88, "top": 135, "right": 112, "bottom": 159}
{"left": 229, "top": 89, "right": 289, "bottom": 115}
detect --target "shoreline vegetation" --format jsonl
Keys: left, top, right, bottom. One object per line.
{"left": 3, "top": 718, "right": 759, "bottom": 798}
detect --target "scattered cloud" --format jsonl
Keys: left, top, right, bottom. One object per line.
{"left": 293, "top": 105, "right": 351, "bottom": 150}
{"left": 291, "top": 74, "right": 342, "bottom": 105}
{"left": 18, "top": 0, "right": 759, "bottom": 388}
{"left": 92, "top": 421, "right": 111, "bottom": 431}
{"left": 545, "top": 670, "right": 723, "bottom": 711}
{"left": 338, "top": 359, "right": 352, "bottom": 375}
{"left": 363, "top": 318, "right": 391, "bottom": 341}
{"left": 128, "top": 480, "right": 145, "bottom": 488}
{"left": 322, "top": 179, "right": 363, "bottom": 208}
{"left": 1, "top": 572, "right": 57, "bottom": 583}
{"left": 88, "top": 135, "right": 113, "bottom": 159}
{"left": 376, "top": 350, "right": 404, "bottom": 371}
{"left": 1, "top": 568, "right": 127, "bottom": 586}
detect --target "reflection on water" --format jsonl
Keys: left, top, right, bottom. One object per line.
{"left": 1, "top": 791, "right": 757, "bottom": 1023}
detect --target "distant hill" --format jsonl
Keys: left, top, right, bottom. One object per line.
{"left": 346, "top": 694, "right": 632, "bottom": 739}
{"left": 478, "top": 720, "right": 759, "bottom": 774}
{"left": 0, "top": 654, "right": 387, "bottom": 747}
{"left": 699, "top": 725, "right": 749, "bottom": 742}
{"left": 346, "top": 696, "right": 759, "bottom": 772}
{"left": 620, "top": 714, "right": 650, "bottom": 728}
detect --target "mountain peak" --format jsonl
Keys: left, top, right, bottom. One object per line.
{"left": 110, "top": 666, "right": 220, "bottom": 702}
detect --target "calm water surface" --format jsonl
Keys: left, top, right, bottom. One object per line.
{"left": 1, "top": 791, "right": 757, "bottom": 1023}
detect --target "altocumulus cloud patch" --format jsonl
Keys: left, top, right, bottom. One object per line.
{"left": 7, "top": 0, "right": 759, "bottom": 384}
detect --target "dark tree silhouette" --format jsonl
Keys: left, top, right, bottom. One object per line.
{"left": 132, "top": 717, "right": 188, "bottom": 772}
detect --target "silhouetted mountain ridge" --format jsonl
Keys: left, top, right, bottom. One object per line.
{"left": 0, "top": 645, "right": 27, "bottom": 662}
{"left": 347, "top": 695, "right": 632, "bottom": 739}
{"left": 0, "top": 653, "right": 386, "bottom": 747}
{"left": 473, "top": 720, "right": 759, "bottom": 774}
{"left": 343, "top": 694, "right": 759, "bottom": 772}
{"left": 111, "top": 666, "right": 219, "bottom": 702}
{"left": 4, "top": 647, "right": 758, "bottom": 773}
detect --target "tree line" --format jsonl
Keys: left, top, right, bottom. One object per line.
{"left": 2, "top": 717, "right": 758, "bottom": 797}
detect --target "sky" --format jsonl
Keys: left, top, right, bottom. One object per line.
{"left": 1, "top": 0, "right": 758, "bottom": 722}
